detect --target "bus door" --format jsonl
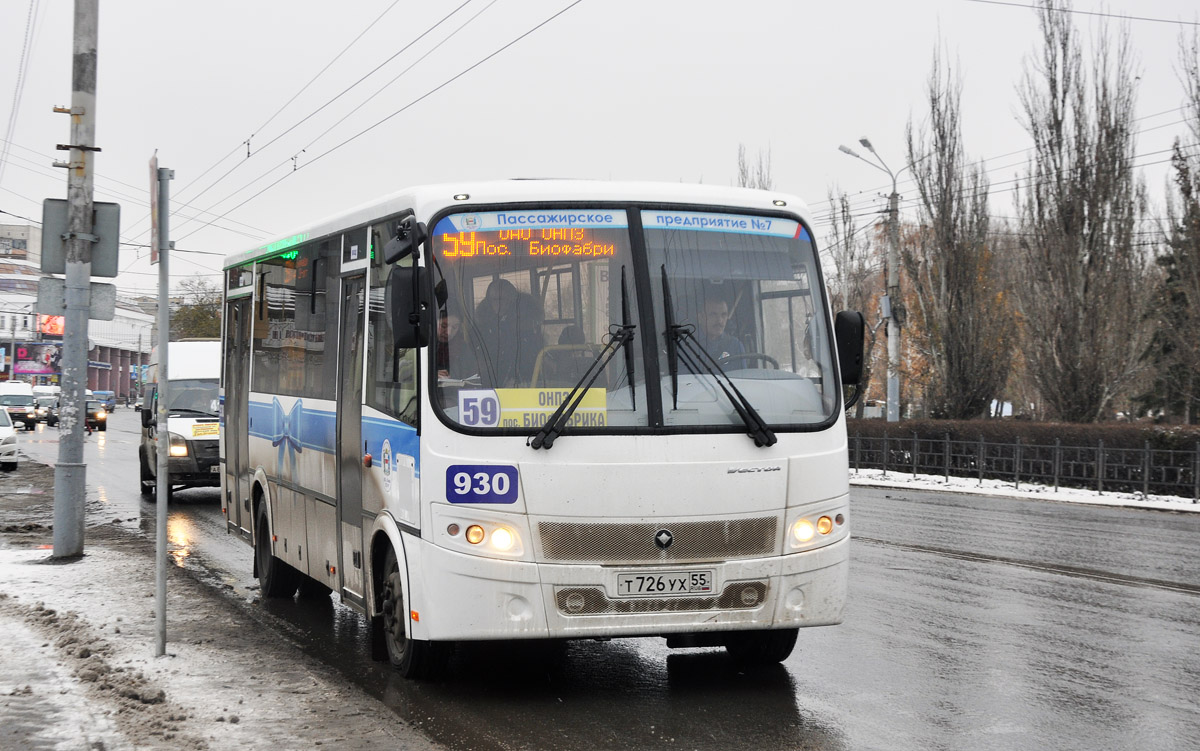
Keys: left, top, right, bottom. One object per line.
{"left": 223, "top": 296, "right": 252, "bottom": 538}
{"left": 336, "top": 274, "right": 366, "bottom": 605}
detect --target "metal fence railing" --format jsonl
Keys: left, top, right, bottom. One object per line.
{"left": 850, "top": 433, "right": 1200, "bottom": 502}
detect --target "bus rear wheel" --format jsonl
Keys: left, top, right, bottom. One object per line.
{"left": 255, "top": 508, "right": 298, "bottom": 598}
{"left": 724, "top": 628, "right": 799, "bottom": 666}
{"left": 379, "top": 547, "right": 447, "bottom": 680}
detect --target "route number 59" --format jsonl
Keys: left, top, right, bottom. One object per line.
{"left": 458, "top": 390, "right": 500, "bottom": 427}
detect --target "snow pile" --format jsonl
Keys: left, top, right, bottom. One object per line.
{"left": 850, "top": 467, "right": 1200, "bottom": 513}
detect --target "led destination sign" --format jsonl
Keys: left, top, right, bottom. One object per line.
{"left": 439, "top": 228, "right": 616, "bottom": 260}
{"left": 432, "top": 210, "right": 627, "bottom": 262}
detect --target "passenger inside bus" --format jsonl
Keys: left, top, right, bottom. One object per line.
{"left": 435, "top": 309, "right": 477, "bottom": 380}
{"left": 530, "top": 325, "right": 608, "bottom": 388}
{"left": 471, "top": 279, "right": 543, "bottom": 388}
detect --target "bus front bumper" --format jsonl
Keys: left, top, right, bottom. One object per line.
{"left": 405, "top": 536, "right": 848, "bottom": 643}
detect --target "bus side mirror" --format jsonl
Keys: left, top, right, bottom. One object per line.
{"left": 388, "top": 266, "right": 432, "bottom": 349}
{"left": 834, "top": 311, "right": 865, "bottom": 385}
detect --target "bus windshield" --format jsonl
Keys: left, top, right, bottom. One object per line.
{"left": 430, "top": 209, "right": 648, "bottom": 431}
{"left": 644, "top": 210, "right": 839, "bottom": 428}
{"left": 428, "top": 205, "right": 837, "bottom": 434}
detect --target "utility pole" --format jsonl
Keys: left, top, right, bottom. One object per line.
{"left": 153, "top": 163, "right": 173, "bottom": 657}
{"left": 53, "top": 0, "right": 99, "bottom": 558}
{"left": 839, "top": 137, "right": 909, "bottom": 422}
{"left": 885, "top": 187, "right": 901, "bottom": 423}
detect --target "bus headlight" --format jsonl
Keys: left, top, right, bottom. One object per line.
{"left": 438, "top": 510, "right": 527, "bottom": 559}
{"left": 792, "top": 519, "right": 815, "bottom": 543}
{"left": 168, "top": 432, "right": 189, "bottom": 457}
{"left": 490, "top": 527, "right": 514, "bottom": 551}
{"left": 788, "top": 507, "right": 847, "bottom": 550}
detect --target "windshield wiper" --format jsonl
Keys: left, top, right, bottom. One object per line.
{"left": 619, "top": 266, "right": 637, "bottom": 411}
{"left": 660, "top": 267, "right": 776, "bottom": 448}
{"left": 531, "top": 268, "right": 636, "bottom": 450}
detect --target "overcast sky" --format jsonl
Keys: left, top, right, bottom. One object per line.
{"left": 0, "top": 0, "right": 1196, "bottom": 297}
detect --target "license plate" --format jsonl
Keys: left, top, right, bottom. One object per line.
{"left": 616, "top": 570, "right": 714, "bottom": 598}
{"left": 210, "top": 465, "right": 220, "bottom": 473}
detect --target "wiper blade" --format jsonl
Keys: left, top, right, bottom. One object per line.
{"left": 660, "top": 272, "right": 775, "bottom": 448}
{"left": 530, "top": 322, "right": 635, "bottom": 450}
{"left": 660, "top": 266, "right": 680, "bottom": 408}
{"left": 620, "top": 266, "right": 637, "bottom": 411}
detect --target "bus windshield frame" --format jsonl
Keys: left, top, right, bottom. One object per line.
{"left": 425, "top": 202, "right": 841, "bottom": 438}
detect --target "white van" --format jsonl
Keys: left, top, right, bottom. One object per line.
{"left": 0, "top": 381, "right": 37, "bottom": 431}
{"left": 139, "top": 340, "right": 221, "bottom": 496}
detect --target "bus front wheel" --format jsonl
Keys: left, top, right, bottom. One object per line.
{"left": 724, "top": 628, "right": 799, "bottom": 665}
{"left": 378, "top": 547, "right": 447, "bottom": 680}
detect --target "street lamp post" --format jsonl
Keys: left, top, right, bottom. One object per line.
{"left": 838, "top": 137, "right": 908, "bottom": 422}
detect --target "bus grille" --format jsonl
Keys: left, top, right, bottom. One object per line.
{"left": 555, "top": 581, "right": 768, "bottom": 616}
{"left": 537, "top": 517, "right": 777, "bottom": 564}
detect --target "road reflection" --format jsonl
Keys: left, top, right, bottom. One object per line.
{"left": 253, "top": 588, "right": 848, "bottom": 751}
{"left": 167, "top": 514, "right": 194, "bottom": 566}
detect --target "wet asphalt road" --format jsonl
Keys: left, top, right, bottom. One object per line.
{"left": 17, "top": 411, "right": 1200, "bottom": 750}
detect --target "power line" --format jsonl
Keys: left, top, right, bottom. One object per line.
{"left": 963, "top": 0, "right": 1200, "bottom": 28}
{"left": 0, "top": 0, "right": 40, "bottom": 189}
{"left": 0, "top": 138, "right": 273, "bottom": 240}
{"left": 176, "top": 0, "right": 589, "bottom": 244}
{"left": 819, "top": 105, "right": 1192, "bottom": 218}
{"left": 167, "top": 0, "right": 476, "bottom": 229}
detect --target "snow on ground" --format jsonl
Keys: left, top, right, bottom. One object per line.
{"left": 850, "top": 468, "right": 1200, "bottom": 513}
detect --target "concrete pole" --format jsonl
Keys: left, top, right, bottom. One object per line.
{"left": 886, "top": 187, "right": 900, "bottom": 423}
{"left": 154, "top": 167, "right": 172, "bottom": 657}
{"left": 53, "top": 0, "right": 98, "bottom": 558}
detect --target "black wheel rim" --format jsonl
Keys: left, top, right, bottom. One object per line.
{"left": 381, "top": 571, "right": 408, "bottom": 658}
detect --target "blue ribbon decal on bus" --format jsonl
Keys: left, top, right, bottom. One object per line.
{"left": 270, "top": 397, "right": 303, "bottom": 467}
{"left": 446, "top": 465, "right": 518, "bottom": 504}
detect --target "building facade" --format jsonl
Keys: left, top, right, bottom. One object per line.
{"left": 1, "top": 223, "right": 154, "bottom": 398}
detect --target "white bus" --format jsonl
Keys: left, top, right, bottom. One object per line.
{"left": 220, "top": 180, "right": 864, "bottom": 679}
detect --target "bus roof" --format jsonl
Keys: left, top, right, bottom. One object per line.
{"left": 222, "top": 179, "right": 814, "bottom": 271}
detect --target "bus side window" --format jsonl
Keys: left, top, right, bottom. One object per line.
{"left": 366, "top": 223, "right": 418, "bottom": 427}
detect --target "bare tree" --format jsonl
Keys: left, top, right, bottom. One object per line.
{"left": 171, "top": 275, "right": 222, "bottom": 340}
{"left": 737, "top": 144, "right": 774, "bottom": 190}
{"left": 1139, "top": 30, "right": 1200, "bottom": 423}
{"left": 1013, "top": 1, "right": 1155, "bottom": 422}
{"left": 825, "top": 188, "right": 884, "bottom": 416}
{"left": 905, "top": 49, "right": 1015, "bottom": 419}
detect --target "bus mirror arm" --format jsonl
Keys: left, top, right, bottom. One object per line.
{"left": 383, "top": 217, "right": 426, "bottom": 264}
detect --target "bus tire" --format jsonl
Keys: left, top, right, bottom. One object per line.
{"left": 724, "top": 628, "right": 799, "bottom": 665}
{"left": 255, "top": 508, "right": 298, "bottom": 598}
{"left": 379, "top": 547, "right": 447, "bottom": 680}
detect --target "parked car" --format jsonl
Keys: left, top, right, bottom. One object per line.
{"left": 0, "top": 409, "right": 16, "bottom": 471}
{"left": 35, "top": 396, "right": 59, "bottom": 426}
{"left": 84, "top": 400, "right": 108, "bottom": 432}
{"left": 0, "top": 393, "right": 38, "bottom": 431}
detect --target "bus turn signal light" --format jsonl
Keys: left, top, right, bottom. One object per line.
{"left": 465, "top": 525, "right": 485, "bottom": 545}
{"left": 817, "top": 516, "right": 834, "bottom": 535}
